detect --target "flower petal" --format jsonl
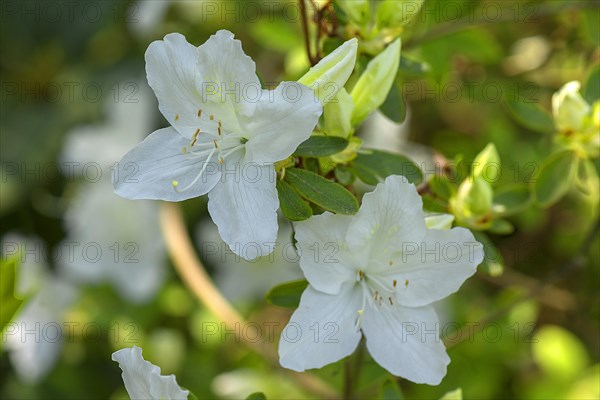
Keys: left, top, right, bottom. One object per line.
{"left": 112, "top": 346, "right": 189, "bottom": 400}
{"left": 145, "top": 33, "right": 204, "bottom": 137}
{"left": 279, "top": 284, "right": 362, "bottom": 371}
{"left": 390, "top": 227, "right": 483, "bottom": 308}
{"left": 346, "top": 175, "right": 426, "bottom": 264}
{"left": 207, "top": 160, "right": 278, "bottom": 260}
{"left": 294, "top": 212, "right": 356, "bottom": 295}
{"left": 114, "top": 127, "right": 221, "bottom": 201}
{"left": 243, "top": 82, "right": 322, "bottom": 164}
{"left": 362, "top": 304, "right": 450, "bottom": 385}
{"left": 196, "top": 30, "right": 261, "bottom": 132}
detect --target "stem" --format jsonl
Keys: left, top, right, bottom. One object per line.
{"left": 299, "top": 0, "right": 316, "bottom": 65}
{"left": 159, "top": 202, "right": 338, "bottom": 399}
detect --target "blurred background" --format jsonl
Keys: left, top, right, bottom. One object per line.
{"left": 1, "top": 0, "right": 598, "bottom": 399}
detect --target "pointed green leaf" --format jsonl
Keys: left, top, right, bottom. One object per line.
{"left": 473, "top": 232, "right": 504, "bottom": 276}
{"left": 440, "top": 388, "right": 463, "bottom": 400}
{"left": 298, "top": 38, "right": 358, "bottom": 104}
{"left": 379, "top": 80, "right": 406, "bottom": 123}
{"left": 398, "top": 53, "right": 431, "bottom": 77}
{"left": 323, "top": 88, "right": 354, "bottom": 138}
{"left": 1, "top": 258, "right": 24, "bottom": 332}
{"left": 351, "top": 149, "right": 422, "bottom": 185}
{"left": 284, "top": 168, "right": 359, "bottom": 214}
{"left": 379, "top": 379, "right": 405, "bottom": 400}
{"left": 265, "top": 280, "right": 308, "bottom": 308}
{"left": 493, "top": 184, "right": 532, "bottom": 216}
{"left": 472, "top": 143, "right": 501, "bottom": 183}
{"left": 351, "top": 39, "right": 401, "bottom": 125}
{"left": 277, "top": 179, "right": 313, "bottom": 221}
{"left": 583, "top": 65, "right": 600, "bottom": 104}
{"left": 429, "top": 175, "right": 456, "bottom": 200}
{"left": 293, "top": 136, "right": 349, "bottom": 157}
{"left": 534, "top": 150, "right": 578, "bottom": 207}
{"left": 503, "top": 98, "right": 555, "bottom": 134}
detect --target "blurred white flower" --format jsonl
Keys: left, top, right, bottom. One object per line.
{"left": 59, "top": 81, "right": 166, "bottom": 304}
{"left": 60, "top": 179, "right": 165, "bottom": 303}
{"left": 196, "top": 217, "right": 303, "bottom": 303}
{"left": 279, "top": 176, "right": 483, "bottom": 385}
{"left": 114, "top": 30, "right": 322, "bottom": 260}
{"left": 1, "top": 234, "right": 78, "bottom": 384}
{"left": 112, "top": 346, "right": 189, "bottom": 400}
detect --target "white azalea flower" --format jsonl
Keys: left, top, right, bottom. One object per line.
{"left": 2, "top": 234, "right": 77, "bottom": 384}
{"left": 196, "top": 217, "right": 303, "bottom": 303}
{"left": 114, "top": 30, "right": 322, "bottom": 260}
{"left": 552, "top": 81, "right": 590, "bottom": 133}
{"left": 60, "top": 179, "right": 165, "bottom": 303}
{"left": 60, "top": 84, "right": 165, "bottom": 304}
{"left": 278, "top": 176, "right": 483, "bottom": 385}
{"left": 112, "top": 346, "right": 189, "bottom": 400}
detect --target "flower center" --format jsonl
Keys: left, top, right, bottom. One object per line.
{"left": 171, "top": 109, "right": 246, "bottom": 193}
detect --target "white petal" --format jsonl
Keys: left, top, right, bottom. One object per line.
{"left": 279, "top": 284, "right": 362, "bottom": 371}
{"left": 114, "top": 127, "right": 221, "bottom": 201}
{"left": 362, "top": 304, "right": 450, "bottom": 385}
{"left": 347, "top": 175, "right": 426, "bottom": 264}
{"left": 207, "top": 160, "right": 278, "bottom": 260}
{"left": 196, "top": 30, "right": 261, "bottom": 131}
{"left": 294, "top": 212, "right": 356, "bottom": 295}
{"left": 145, "top": 33, "right": 204, "bottom": 137}
{"left": 243, "top": 82, "right": 322, "bottom": 164}
{"left": 390, "top": 227, "right": 483, "bottom": 308}
{"left": 112, "top": 346, "right": 189, "bottom": 400}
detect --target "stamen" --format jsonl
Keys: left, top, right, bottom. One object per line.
{"left": 213, "top": 139, "right": 225, "bottom": 164}
{"left": 393, "top": 279, "right": 397, "bottom": 287}
{"left": 173, "top": 146, "right": 217, "bottom": 193}
{"left": 209, "top": 114, "right": 214, "bottom": 121}
{"left": 175, "top": 114, "right": 179, "bottom": 121}
{"left": 182, "top": 147, "right": 187, "bottom": 154}
{"left": 197, "top": 109, "right": 202, "bottom": 117}
{"left": 388, "top": 297, "right": 394, "bottom": 306}
{"left": 191, "top": 128, "right": 201, "bottom": 146}
{"left": 358, "top": 270, "right": 364, "bottom": 281}
{"left": 405, "top": 279, "right": 409, "bottom": 287}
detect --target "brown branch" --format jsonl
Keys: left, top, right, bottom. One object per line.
{"left": 299, "top": 0, "right": 316, "bottom": 65}
{"left": 159, "top": 202, "right": 338, "bottom": 399}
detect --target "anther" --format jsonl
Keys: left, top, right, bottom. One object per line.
{"left": 358, "top": 270, "right": 364, "bottom": 280}
{"left": 405, "top": 279, "right": 409, "bottom": 287}
{"left": 388, "top": 297, "right": 394, "bottom": 305}
{"left": 393, "top": 279, "right": 397, "bottom": 287}
{"left": 175, "top": 114, "right": 179, "bottom": 121}
{"left": 197, "top": 109, "right": 202, "bottom": 117}
{"left": 210, "top": 114, "right": 214, "bottom": 120}
{"left": 172, "top": 180, "right": 179, "bottom": 188}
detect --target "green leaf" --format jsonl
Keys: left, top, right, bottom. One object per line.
{"left": 440, "top": 388, "right": 463, "bottom": 400}
{"left": 246, "top": 393, "right": 267, "bottom": 400}
{"left": 351, "top": 149, "right": 422, "bottom": 185}
{"left": 493, "top": 184, "right": 532, "bottom": 216}
{"left": 398, "top": 53, "right": 431, "bottom": 77}
{"left": 422, "top": 195, "right": 448, "bottom": 213}
{"left": 334, "top": 166, "right": 356, "bottom": 186}
{"left": 429, "top": 175, "right": 456, "bottom": 200}
{"left": 293, "top": 136, "right": 349, "bottom": 157}
{"left": 575, "top": 157, "right": 599, "bottom": 197}
{"left": 284, "top": 168, "right": 359, "bottom": 214}
{"left": 1, "top": 258, "right": 24, "bottom": 333}
{"left": 488, "top": 218, "right": 515, "bottom": 235}
{"left": 298, "top": 38, "right": 358, "bottom": 104}
{"left": 265, "top": 280, "right": 308, "bottom": 308}
{"left": 277, "top": 179, "right": 313, "bottom": 221}
{"left": 379, "top": 80, "right": 406, "bottom": 123}
{"left": 473, "top": 232, "right": 504, "bottom": 277}
{"left": 503, "top": 98, "right": 555, "bottom": 134}
{"left": 351, "top": 39, "right": 401, "bottom": 125}
{"left": 534, "top": 150, "right": 578, "bottom": 207}
{"left": 472, "top": 143, "right": 501, "bottom": 183}
{"left": 583, "top": 65, "right": 600, "bottom": 104}
{"left": 379, "top": 379, "right": 404, "bottom": 399}
{"left": 455, "top": 177, "right": 493, "bottom": 217}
